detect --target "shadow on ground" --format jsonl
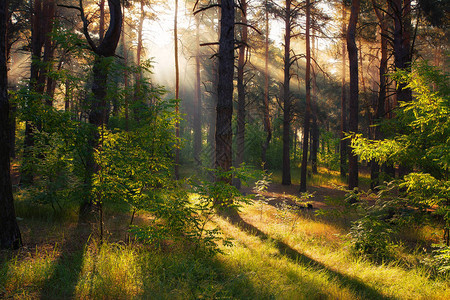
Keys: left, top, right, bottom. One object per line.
{"left": 223, "top": 210, "right": 395, "bottom": 300}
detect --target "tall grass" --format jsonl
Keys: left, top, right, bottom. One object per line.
{"left": 2, "top": 185, "right": 450, "bottom": 299}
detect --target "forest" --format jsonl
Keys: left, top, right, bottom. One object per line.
{"left": 0, "top": 0, "right": 449, "bottom": 298}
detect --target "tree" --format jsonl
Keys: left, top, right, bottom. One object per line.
{"left": 174, "top": 0, "right": 180, "bottom": 179}
{"left": 261, "top": 0, "right": 272, "bottom": 170}
{"left": 340, "top": 1, "right": 348, "bottom": 179}
{"left": 234, "top": 0, "right": 248, "bottom": 189}
{"left": 0, "top": 0, "right": 22, "bottom": 249}
{"left": 347, "top": 0, "right": 360, "bottom": 190}
{"left": 215, "top": 0, "right": 235, "bottom": 195}
{"left": 299, "top": 0, "right": 311, "bottom": 192}
{"left": 370, "top": 0, "right": 388, "bottom": 189}
{"left": 61, "top": 0, "right": 122, "bottom": 210}
{"left": 193, "top": 14, "right": 202, "bottom": 166}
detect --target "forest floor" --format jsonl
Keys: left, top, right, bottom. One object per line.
{"left": 1, "top": 167, "right": 450, "bottom": 299}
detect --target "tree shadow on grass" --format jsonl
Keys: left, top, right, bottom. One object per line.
{"left": 38, "top": 214, "right": 93, "bottom": 299}
{"left": 224, "top": 211, "right": 395, "bottom": 300}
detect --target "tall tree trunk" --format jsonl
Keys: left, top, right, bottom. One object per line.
{"left": 133, "top": 0, "right": 145, "bottom": 120}
{"left": 121, "top": 5, "right": 129, "bottom": 131}
{"left": 22, "top": 0, "right": 44, "bottom": 185}
{"left": 300, "top": 0, "right": 311, "bottom": 192}
{"left": 371, "top": 0, "right": 387, "bottom": 189}
{"left": 0, "top": 0, "right": 22, "bottom": 249}
{"left": 215, "top": 0, "right": 235, "bottom": 202}
{"left": 340, "top": 2, "right": 348, "bottom": 178}
{"left": 174, "top": 0, "right": 180, "bottom": 179}
{"left": 193, "top": 15, "right": 202, "bottom": 166}
{"left": 390, "top": 0, "right": 412, "bottom": 178}
{"left": 310, "top": 29, "right": 318, "bottom": 174}
{"left": 282, "top": 0, "right": 291, "bottom": 185}
{"left": 261, "top": 4, "right": 271, "bottom": 170}
{"left": 347, "top": 0, "right": 360, "bottom": 190}
{"left": 234, "top": 0, "right": 247, "bottom": 189}
{"left": 81, "top": 0, "right": 122, "bottom": 212}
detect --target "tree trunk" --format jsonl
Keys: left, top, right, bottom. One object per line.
{"left": 193, "top": 15, "right": 202, "bottom": 166}
{"left": 300, "top": 0, "right": 311, "bottom": 192}
{"left": 340, "top": 2, "right": 348, "bottom": 179}
{"left": 282, "top": 0, "right": 291, "bottom": 185}
{"left": 390, "top": 0, "right": 412, "bottom": 178}
{"left": 261, "top": 5, "right": 271, "bottom": 170}
{"left": 347, "top": 0, "right": 360, "bottom": 190}
{"left": 174, "top": 0, "right": 180, "bottom": 179}
{"left": 215, "top": 0, "right": 235, "bottom": 200}
{"left": 133, "top": 0, "right": 145, "bottom": 120}
{"left": 234, "top": 0, "right": 247, "bottom": 189}
{"left": 82, "top": 0, "right": 122, "bottom": 211}
{"left": 121, "top": 6, "right": 129, "bottom": 131}
{"left": 371, "top": 0, "right": 387, "bottom": 189}
{"left": 310, "top": 29, "right": 318, "bottom": 174}
{"left": 0, "top": 0, "right": 22, "bottom": 249}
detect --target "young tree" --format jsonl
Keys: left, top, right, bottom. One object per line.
{"left": 61, "top": 0, "right": 122, "bottom": 210}
{"left": 0, "top": 0, "right": 22, "bottom": 249}
{"left": 347, "top": 0, "right": 360, "bottom": 190}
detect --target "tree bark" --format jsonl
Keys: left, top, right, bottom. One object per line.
{"left": 371, "top": 0, "right": 387, "bottom": 189}
{"left": 0, "top": 0, "right": 22, "bottom": 249}
{"left": 234, "top": 0, "right": 247, "bottom": 189}
{"left": 310, "top": 29, "right": 318, "bottom": 174}
{"left": 82, "top": 0, "right": 122, "bottom": 211}
{"left": 261, "top": 4, "right": 271, "bottom": 170}
{"left": 347, "top": 0, "right": 360, "bottom": 190}
{"left": 300, "top": 0, "right": 311, "bottom": 192}
{"left": 340, "top": 2, "right": 348, "bottom": 179}
{"left": 193, "top": 15, "right": 202, "bottom": 166}
{"left": 282, "top": 0, "right": 291, "bottom": 185}
{"left": 215, "top": 0, "right": 235, "bottom": 197}
{"left": 174, "top": 0, "right": 180, "bottom": 179}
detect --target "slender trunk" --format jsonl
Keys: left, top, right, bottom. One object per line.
{"left": 193, "top": 15, "right": 202, "bottom": 165}
{"left": 99, "top": 0, "right": 105, "bottom": 42}
{"left": 347, "top": 0, "right": 360, "bottom": 190}
{"left": 133, "top": 0, "right": 145, "bottom": 120}
{"left": 390, "top": 0, "right": 412, "bottom": 178}
{"left": 310, "top": 29, "right": 318, "bottom": 174}
{"left": 340, "top": 2, "right": 348, "bottom": 178}
{"left": 262, "top": 5, "right": 271, "bottom": 170}
{"left": 235, "top": 0, "right": 247, "bottom": 188}
{"left": 174, "top": 0, "right": 180, "bottom": 179}
{"left": 300, "top": 0, "right": 311, "bottom": 192}
{"left": 121, "top": 6, "right": 129, "bottom": 131}
{"left": 371, "top": 0, "right": 387, "bottom": 189}
{"left": 282, "top": 0, "right": 291, "bottom": 185}
{"left": 0, "top": 0, "right": 22, "bottom": 249}
{"left": 215, "top": 0, "right": 235, "bottom": 199}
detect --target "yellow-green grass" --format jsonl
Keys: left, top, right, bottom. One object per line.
{"left": 1, "top": 194, "right": 449, "bottom": 299}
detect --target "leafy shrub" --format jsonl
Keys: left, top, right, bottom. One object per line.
{"left": 351, "top": 61, "right": 450, "bottom": 246}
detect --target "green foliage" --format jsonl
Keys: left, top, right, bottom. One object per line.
{"left": 351, "top": 62, "right": 450, "bottom": 246}
{"left": 430, "top": 243, "right": 450, "bottom": 274}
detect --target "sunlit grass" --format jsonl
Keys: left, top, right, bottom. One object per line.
{"left": 2, "top": 179, "right": 450, "bottom": 299}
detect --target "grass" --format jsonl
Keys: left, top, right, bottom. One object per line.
{"left": 1, "top": 168, "right": 450, "bottom": 299}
